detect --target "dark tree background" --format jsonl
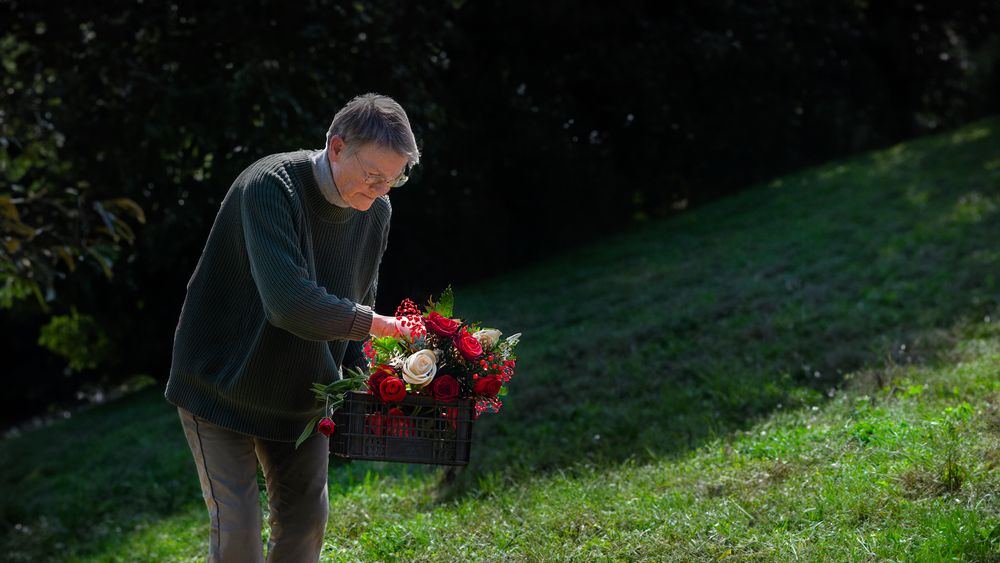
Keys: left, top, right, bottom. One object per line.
{"left": 2, "top": 0, "right": 999, "bottom": 428}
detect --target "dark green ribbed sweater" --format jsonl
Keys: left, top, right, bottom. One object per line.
{"left": 164, "top": 150, "right": 390, "bottom": 441}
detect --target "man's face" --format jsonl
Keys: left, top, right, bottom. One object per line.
{"left": 328, "top": 136, "right": 408, "bottom": 212}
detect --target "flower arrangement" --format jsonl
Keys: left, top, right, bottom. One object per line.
{"left": 297, "top": 287, "right": 521, "bottom": 449}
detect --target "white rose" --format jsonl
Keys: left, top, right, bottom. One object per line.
{"left": 473, "top": 329, "right": 502, "bottom": 350}
{"left": 402, "top": 349, "right": 438, "bottom": 386}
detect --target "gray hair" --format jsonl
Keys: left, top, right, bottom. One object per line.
{"left": 326, "top": 93, "right": 421, "bottom": 167}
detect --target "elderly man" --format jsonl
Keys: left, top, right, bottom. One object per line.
{"left": 164, "top": 93, "right": 420, "bottom": 562}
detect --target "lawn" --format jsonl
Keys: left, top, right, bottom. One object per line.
{"left": 2, "top": 117, "right": 999, "bottom": 561}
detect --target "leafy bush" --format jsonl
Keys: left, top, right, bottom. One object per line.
{"left": 37, "top": 309, "right": 113, "bottom": 372}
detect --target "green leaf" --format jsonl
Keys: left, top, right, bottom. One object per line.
{"left": 111, "top": 215, "right": 136, "bottom": 245}
{"left": 0, "top": 195, "right": 20, "bottom": 221}
{"left": 54, "top": 246, "right": 76, "bottom": 273}
{"left": 0, "top": 277, "right": 41, "bottom": 309}
{"left": 93, "top": 201, "right": 118, "bottom": 242}
{"left": 86, "top": 246, "right": 114, "bottom": 279}
{"left": 989, "top": 522, "right": 1000, "bottom": 544}
{"left": 326, "top": 377, "right": 364, "bottom": 394}
{"left": 371, "top": 336, "right": 402, "bottom": 360}
{"left": 344, "top": 365, "right": 368, "bottom": 379}
{"left": 295, "top": 416, "right": 321, "bottom": 449}
{"left": 425, "top": 285, "right": 455, "bottom": 317}
{"left": 311, "top": 383, "right": 329, "bottom": 401}
{"left": 106, "top": 197, "right": 146, "bottom": 224}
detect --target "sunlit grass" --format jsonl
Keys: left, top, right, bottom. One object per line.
{"left": 2, "top": 116, "right": 999, "bottom": 561}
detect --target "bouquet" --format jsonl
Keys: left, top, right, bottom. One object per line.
{"left": 297, "top": 287, "right": 521, "bottom": 448}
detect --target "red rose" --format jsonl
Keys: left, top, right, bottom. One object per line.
{"left": 431, "top": 374, "right": 461, "bottom": 402}
{"left": 441, "top": 407, "right": 459, "bottom": 429}
{"left": 387, "top": 407, "right": 412, "bottom": 437}
{"left": 365, "top": 413, "right": 384, "bottom": 436}
{"left": 473, "top": 375, "right": 502, "bottom": 398}
{"left": 317, "top": 417, "right": 336, "bottom": 437}
{"left": 379, "top": 377, "right": 407, "bottom": 403}
{"left": 366, "top": 364, "right": 395, "bottom": 400}
{"left": 454, "top": 329, "right": 484, "bottom": 361}
{"left": 425, "top": 311, "right": 460, "bottom": 338}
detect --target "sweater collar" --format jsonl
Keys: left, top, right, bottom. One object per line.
{"left": 298, "top": 150, "right": 357, "bottom": 223}
{"left": 309, "top": 148, "right": 351, "bottom": 208}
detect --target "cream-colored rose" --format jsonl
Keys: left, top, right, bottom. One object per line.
{"left": 473, "top": 329, "right": 502, "bottom": 350}
{"left": 402, "top": 349, "right": 437, "bottom": 386}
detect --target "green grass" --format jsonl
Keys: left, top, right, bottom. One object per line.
{"left": 3, "top": 117, "right": 1000, "bottom": 561}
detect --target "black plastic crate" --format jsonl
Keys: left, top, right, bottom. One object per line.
{"left": 329, "top": 390, "right": 475, "bottom": 466}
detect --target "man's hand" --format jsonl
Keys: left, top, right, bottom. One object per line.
{"left": 369, "top": 313, "right": 425, "bottom": 340}
{"left": 369, "top": 313, "right": 401, "bottom": 339}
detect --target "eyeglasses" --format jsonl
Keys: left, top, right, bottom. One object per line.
{"left": 353, "top": 152, "right": 409, "bottom": 189}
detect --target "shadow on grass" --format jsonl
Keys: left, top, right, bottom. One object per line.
{"left": 0, "top": 384, "right": 437, "bottom": 561}
{"left": 443, "top": 116, "right": 1000, "bottom": 496}
{"left": 0, "top": 386, "right": 205, "bottom": 560}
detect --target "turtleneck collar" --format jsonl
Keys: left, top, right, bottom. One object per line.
{"left": 310, "top": 148, "right": 351, "bottom": 208}
{"left": 296, "top": 150, "right": 357, "bottom": 224}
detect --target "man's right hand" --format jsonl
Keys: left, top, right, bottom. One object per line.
{"left": 370, "top": 313, "right": 405, "bottom": 339}
{"left": 369, "top": 313, "right": 424, "bottom": 340}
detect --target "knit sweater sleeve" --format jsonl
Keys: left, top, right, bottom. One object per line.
{"left": 342, "top": 196, "right": 392, "bottom": 373}
{"left": 240, "top": 174, "right": 373, "bottom": 341}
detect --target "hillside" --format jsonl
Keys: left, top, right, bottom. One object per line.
{"left": 2, "top": 117, "right": 999, "bottom": 561}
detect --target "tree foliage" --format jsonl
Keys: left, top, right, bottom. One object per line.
{"left": 1, "top": 0, "right": 998, "bottom": 426}
{"left": 0, "top": 33, "right": 146, "bottom": 310}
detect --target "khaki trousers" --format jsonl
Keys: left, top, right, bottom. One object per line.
{"left": 177, "top": 406, "right": 330, "bottom": 562}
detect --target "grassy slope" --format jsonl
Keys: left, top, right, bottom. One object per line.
{"left": 2, "top": 118, "right": 1000, "bottom": 561}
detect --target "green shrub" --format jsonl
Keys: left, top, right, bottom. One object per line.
{"left": 37, "top": 308, "right": 113, "bottom": 372}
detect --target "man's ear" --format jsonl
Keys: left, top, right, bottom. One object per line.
{"left": 328, "top": 135, "right": 346, "bottom": 162}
